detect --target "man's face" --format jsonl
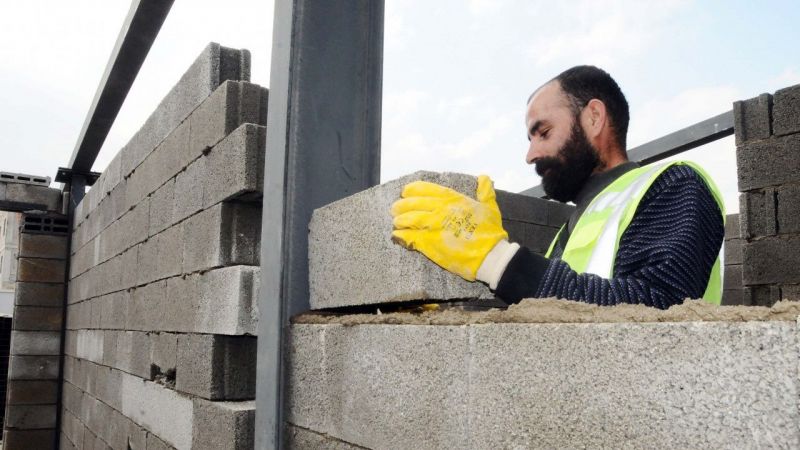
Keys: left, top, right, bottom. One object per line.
{"left": 525, "top": 82, "right": 599, "bottom": 202}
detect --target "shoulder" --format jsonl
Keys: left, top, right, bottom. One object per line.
{"left": 644, "top": 163, "right": 715, "bottom": 201}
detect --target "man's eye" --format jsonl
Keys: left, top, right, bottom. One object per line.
{"left": 540, "top": 130, "right": 549, "bottom": 138}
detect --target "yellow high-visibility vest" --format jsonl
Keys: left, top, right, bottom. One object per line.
{"left": 545, "top": 161, "right": 725, "bottom": 304}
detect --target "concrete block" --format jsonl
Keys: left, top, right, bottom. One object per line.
{"left": 5, "top": 404, "right": 57, "bottom": 429}
{"left": 95, "top": 365, "right": 123, "bottom": 412}
{"left": 10, "top": 331, "right": 61, "bottom": 356}
{"left": 89, "top": 298, "right": 103, "bottom": 328}
{"left": 182, "top": 202, "right": 261, "bottom": 274}
{"left": 136, "top": 238, "right": 160, "bottom": 285}
{"left": 285, "top": 425, "right": 362, "bottom": 450}
{"left": 19, "top": 233, "right": 68, "bottom": 259}
{"left": 64, "top": 330, "right": 77, "bottom": 356}
{"left": 150, "top": 332, "right": 178, "bottom": 380}
{"left": 156, "top": 225, "right": 183, "bottom": 279}
{"left": 3, "top": 429, "right": 56, "bottom": 449}
{"left": 191, "top": 399, "right": 255, "bottom": 450}
{"left": 724, "top": 238, "right": 743, "bottom": 265}
{"left": 149, "top": 179, "right": 175, "bottom": 236}
{"left": 203, "top": 124, "right": 266, "bottom": 208}
{"left": 102, "top": 330, "right": 119, "bottom": 366}
{"left": 100, "top": 291, "right": 129, "bottom": 330}
{"left": 6, "top": 379, "right": 59, "bottom": 405}
{"left": 102, "top": 152, "right": 122, "bottom": 196}
{"left": 76, "top": 330, "right": 104, "bottom": 364}
{"left": 724, "top": 213, "right": 740, "bottom": 239}
{"left": 11, "top": 306, "right": 63, "bottom": 331}
{"left": 160, "top": 118, "right": 192, "bottom": 180}
{"left": 723, "top": 264, "right": 742, "bottom": 291}
{"left": 466, "top": 322, "right": 798, "bottom": 448}
{"left": 97, "top": 256, "right": 122, "bottom": 297}
{"left": 109, "top": 178, "right": 129, "bottom": 222}
{"left": 15, "top": 282, "right": 63, "bottom": 307}
{"left": 309, "top": 171, "right": 496, "bottom": 309}
{"left": 164, "top": 266, "right": 259, "bottom": 335}
{"left": 119, "top": 371, "right": 194, "bottom": 450}
{"left": 772, "top": 83, "right": 800, "bottom": 136}
{"left": 61, "top": 408, "right": 84, "bottom": 449}
{"left": 188, "top": 81, "right": 268, "bottom": 161}
{"left": 63, "top": 356, "right": 76, "bottom": 383}
{"left": 128, "top": 196, "right": 151, "bottom": 249}
{"left": 128, "top": 281, "right": 166, "bottom": 332}
{"left": 3, "top": 183, "right": 61, "bottom": 212}
{"left": 739, "top": 190, "right": 776, "bottom": 239}
{"left": 120, "top": 246, "right": 139, "bottom": 290}
{"left": 176, "top": 334, "right": 256, "bottom": 400}
{"left": 17, "top": 258, "right": 65, "bottom": 283}
{"left": 62, "top": 381, "right": 83, "bottom": 413}
{"left": 8, "top": 355, "right": 59, "bottom": 380}
{"left": 130, "top": 331, "right": 153, "bottom": 379}
{"left": 147, "top": 433, "right": 173, "bottom": 450}
{"left": 287, "top": 324, "right": 470, "bottom": 448}
{"left": 173, "top": 157, "right": 205, "bottom": 223}
{"left": 776, "top": 183, "right": 800, "bottom": 235}
{"left": 733, "top": 93, "right": 772, "bottom": 145}
{"left": 743, "top": 236, "right": 800, "bottom": 285}
{"left": 737, "top": 133, "right": 800, "bottom": 191}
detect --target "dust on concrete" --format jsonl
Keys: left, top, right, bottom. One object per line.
{"left": 292, "top": 298, "right": 800, "bottom": 326}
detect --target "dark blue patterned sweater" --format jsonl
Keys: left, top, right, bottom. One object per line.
{"left": 495, "top": 164, "right": 724, "bottom": 310}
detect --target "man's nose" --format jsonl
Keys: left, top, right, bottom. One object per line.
{"left": 526, "top": 141, "right": 539, "bottom": 165}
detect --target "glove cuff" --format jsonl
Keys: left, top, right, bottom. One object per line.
{"left": 476, "top": 240, "right": 520, "bottom": 290}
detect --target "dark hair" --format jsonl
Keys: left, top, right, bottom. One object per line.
{"left": 550, "top": 65, "right": 629, "bottom": 151}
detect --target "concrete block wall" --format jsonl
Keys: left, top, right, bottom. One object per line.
{"left": 61, "top": 44, "right": 262, "bottom": 450}
{"left": 309, "top": 171, "right": 573, "bottom": 309}
{"left": 287, "top": 314, "right": 800, "bottom": 449}
{"left": 735, "top": 84, "right": 800, "bottom": 305}
{"left": 3, "top": 215, "right": 69, "bottom": 449}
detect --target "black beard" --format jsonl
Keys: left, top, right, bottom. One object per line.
{"left": 536, "top": 121, "right": 600, "bottom": 203}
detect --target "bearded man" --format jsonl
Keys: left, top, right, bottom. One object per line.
{"left": 391, "top": 65, "right": 725, "bottom": 309}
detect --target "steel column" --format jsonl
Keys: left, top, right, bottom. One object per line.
{"left": 255, "top": 1, "right": 384, "bottom": 448}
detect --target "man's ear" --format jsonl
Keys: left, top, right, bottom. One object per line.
{"left": 582, "top": 99, "right": 607, "bottom": 139}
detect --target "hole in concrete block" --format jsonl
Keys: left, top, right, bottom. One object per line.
{"left": 150, "top": 364, "right": 176, "bottom": 389}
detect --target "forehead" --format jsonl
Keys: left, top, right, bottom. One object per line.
{"left": 526, "top": 81, "right": 571, "bottom": 124}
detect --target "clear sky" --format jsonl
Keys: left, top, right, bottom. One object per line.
{"left": 1, "top": 1, "right": 798, "bottom": 214}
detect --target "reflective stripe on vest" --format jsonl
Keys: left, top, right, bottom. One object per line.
{"left": 544, "top": 161, "right": 725, "bottom": 305}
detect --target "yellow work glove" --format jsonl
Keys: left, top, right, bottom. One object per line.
{"left": 390, "top": 175, "right": 508, "bottom": 281}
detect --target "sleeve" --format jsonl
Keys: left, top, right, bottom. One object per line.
{"left": 494, "top": 166, "right": 724, "bottom": 310}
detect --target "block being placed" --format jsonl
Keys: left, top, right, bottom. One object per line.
{"left": 309, "top": 171, "right": 572, "bottom": 309}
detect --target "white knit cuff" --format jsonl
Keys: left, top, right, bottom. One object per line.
{"left": 476, "top": 240, "right": 520, "bottom": 290}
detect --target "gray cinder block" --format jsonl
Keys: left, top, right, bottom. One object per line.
{"left": 18, "top": 233, "right": 68, "bottom": 259}
{"left": 188, "top": 81, "right": 268, "bottom": 161}
{"left": 15, "top": 282, "right": 64, "bottom": 307}
{"left": 62, "top": 381, "right": 83, "bottom": 414}
{"left": 285, "top": 425, "right": 362, "bottom": 450}
{"left": 150, "top": 332, "right": 178, "bottom": 378}
{"left": 175, "top": 334, "right": 256, "bottom": 400}
{"left": 772, "top": 83, "right": 800, "bottom": 136}
{"left": 61, "top": 408, "right": 84, "bottom": 449}
{"left": 742, "top": 236, "right": 800, "bottom": 285}
{"left": 776, "top": 184, "right": 800, "bottom": 235}
{"left": 4, "top": 404, "right": 57, "bottom": 429}
{"left": 3, "top": 428, "right": 57, "bottom": 449}
{"left": 203, "top": 123, "right": 266, "bottom": 208}
{"left": 289, "top": 320, "right": 800, "bottom": 449}
{"left": 2, "top": 183, "right": 61, "bottom": 212}
{"left": 182, "top": 202, "right": 261, "bottom": 274}
{"left": 6, "top": 379, "right": 59, "bottom": 405}
{"left": 16, "top": 258, "right": 66, "bottom": 283}
{"left": 118, "top": 371, "right": 193, "bottom": 450}
{"left": 173, "top": 157, "right": 205, "bottom": 223}
{"left": 147, "top": 433, "right": 173, "bottom": 450}
{"left": 10, "top": 331, "right": 61, "bottom": 356}
{"left": 149, "top": 179, "right": 175, "bottom": 236}
{"left": 733, "top": 93, "right": 772, "bottom": 145}
{"left": 156, "top": 225, "right": 184, "bottom": 280}
{"left": 191, "top": 399, "right": 255, "bottom": 450}
{"left": 309, "top": 171, "right": 495, "bottom": 309}
{"left": 737, "top": 133, "right": 800, "bottom": 191}
{"left": 724, "top": 213, "right": 740, "bottom": 238}
{"left": 723, "top": 264, "right": 743, "bottom": 291}
{"left": 724, "top": 238, "right": 743, "bottom": 265}
{"left": 739, "top": 190, "right": 776, "bottom": 239}
{"left": 11, "top": 306, "right": 63, "bottom": 331}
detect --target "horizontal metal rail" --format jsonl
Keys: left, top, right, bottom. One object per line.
{"left": 519, "top": 110, "right": 735, "bottom": 198}
{"left": 67, "top": 0, "right": 174, "bottom": 173}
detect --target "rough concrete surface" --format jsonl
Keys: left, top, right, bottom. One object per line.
{"left": 310, "top": 172, "right": 497, "bottom": 309}
{"left": 288, "top": 317, "right": 800, "bottom": 449}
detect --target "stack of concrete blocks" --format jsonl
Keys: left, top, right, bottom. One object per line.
{"left": 3, "top": 217, "right": 69, "bottom": 449}
{"left": 722, "top": 213, "right": 744, "bottom": 305}
{"left": 61, "top": 44, "right": 265, "bottom": 450}
{"left": 309, "top": 171, "right": 573, "bottom": 309}
{"left": 735, "top": 83, "right": 800, "bottom": 305}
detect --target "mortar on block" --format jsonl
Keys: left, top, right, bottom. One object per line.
{"left": 308, "top": 171, "right": 571, "bottom": 310}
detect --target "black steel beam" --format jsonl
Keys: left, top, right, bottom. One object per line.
{"left": 67, "top": 0, "right": 174, "bottom": 172}
{"left": 519, "top": 110, "right": 735, "bottom": 198}
{"left": 255, "top": 1, "right": 384, "bottom": 447}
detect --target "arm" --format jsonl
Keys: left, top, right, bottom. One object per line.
{"left": 494, "top": 166, "right": 724, "bottom": 310}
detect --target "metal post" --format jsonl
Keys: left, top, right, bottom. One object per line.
{"left": 255, "top": 1, "right": 384, "bottom": 448}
